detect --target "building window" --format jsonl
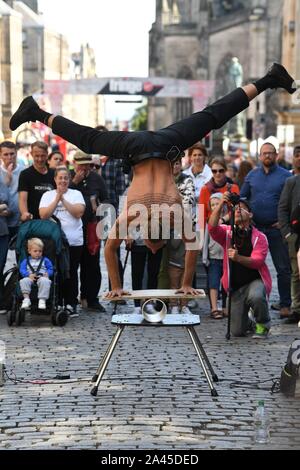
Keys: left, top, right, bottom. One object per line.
{"left": 176, "top": 98, "right": 193, "bottom": 120}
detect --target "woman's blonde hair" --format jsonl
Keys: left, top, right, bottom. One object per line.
{"left": 28, "top": 238, "right": 44, "bottom": 251}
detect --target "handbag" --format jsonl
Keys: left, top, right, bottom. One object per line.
{"left": 86, "top": 221, "right": 100, "bottom": 256}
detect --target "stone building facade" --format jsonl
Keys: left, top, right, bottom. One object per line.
{"left": 0, "top": 0, "right": 104, "bottom": 140}
{"left": 0, "top": 0, "right": 23, "bottom": 138}
{"left": 149, "top": 0, "right": 288, "bottom": 145}
{"left": 278, "top": 0, "right": 300, "bottom": 144}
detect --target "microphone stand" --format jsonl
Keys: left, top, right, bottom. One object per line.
{"left": 226, "top": 204, "right": 236, "bottom": 341}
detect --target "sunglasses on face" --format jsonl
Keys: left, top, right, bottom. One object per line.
{"left": 90, "top": 164, "right": 101, "bottom": 169}
{"left": 212, "top": 168, "right": 225, "bottom": 174}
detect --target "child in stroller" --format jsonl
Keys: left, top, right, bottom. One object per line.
{"left": 19, "top": 237, "right": 53, "bottom": 310}
{"left": 7, "top": 219, "right": 69, "bottom": 326}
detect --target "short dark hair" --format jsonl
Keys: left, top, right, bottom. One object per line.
{"left": 239, "top": 198, "right": 252, "bottom": 212}
{"left": 260, "top": 142, "right": 277, "bottom": 154}
{"left": 187, "top": 142, "right": 208, "bottom": 158}
{"left": 0, "top": 140, "right": 16, "bottom": 151}
{"left": 293, "top": 145, "right": 300, "bottom": 155}
{"left": 210, "top": 157, "right": 227, "bottom": 171}
{"left": 31, "top": 141, "right": 48, "bottom": 152}
{"left": 48, "top": 150, "right": 64, "bottom": 161}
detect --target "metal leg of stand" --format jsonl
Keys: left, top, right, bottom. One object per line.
{"left": 90, "top": 325, "right": 124, "bottom": 396}
{"left": 189, "top": 326, "right": 219, "bottom": 382}
{"left": 91, "top": 327, "right": 120, "bottom": 383}
{"left": 186, "top": 327, "right": 219, "bottom": 397}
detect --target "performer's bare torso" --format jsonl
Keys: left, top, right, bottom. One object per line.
{"left": 114, "top": 159, "right": 185, "bottom": 243}
{"left": 127, "top": 159, "right": 182, "bottom": 210}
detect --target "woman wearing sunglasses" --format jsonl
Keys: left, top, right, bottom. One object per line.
{"left": 199, "top": 157, "right": 240, "bottom": 224}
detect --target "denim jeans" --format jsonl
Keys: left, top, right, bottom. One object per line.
{"left": 0, "top": 235, "right": 9, "bottom": 304}
{"left": 256, "top": 226, "right": 291, "bottom": 308}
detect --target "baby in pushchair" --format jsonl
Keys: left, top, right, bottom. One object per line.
{"left": 6, "top": 219, "right": 69, "bottom": 326}
{"left": 19, "top": 237, "right": 53, "bottom": 310}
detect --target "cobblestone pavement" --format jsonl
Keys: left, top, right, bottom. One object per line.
{"left": 0, "top": 251, "right": 299, "bottom": 450}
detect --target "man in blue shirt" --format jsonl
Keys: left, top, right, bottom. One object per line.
{"left": 240, "top": 142, "right": 292, "bottom": 318}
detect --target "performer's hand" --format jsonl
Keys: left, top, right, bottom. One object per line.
{"left": 176, "top": 286, "right": 202, "bottom": 296}
{"left": 228, "top": 248, "right": 239, "bottom": 262}
{"left": 104, "top": 288, "right": 131, "bottom": 299}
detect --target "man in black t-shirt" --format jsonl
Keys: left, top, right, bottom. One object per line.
{"left": 18, "top": 141, "right": 55, "bottom": 220}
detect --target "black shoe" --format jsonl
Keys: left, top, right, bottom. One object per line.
{"left": 9, "top": 96, "right": 39, "bottom": 131}
{"left": 267, "top": 63, "right": 297, "bottom": 94}
{"left": 87, "top": 302, "right": 106, "bottom": 312}
{"left": 284, "top": 311, "right": 300, "bottom": 324}
{"left": 271, "top": 302, "right": 280, "bottom": 311}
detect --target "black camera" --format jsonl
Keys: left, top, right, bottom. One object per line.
{"left": 228, "top": 192, "right": 240, "bottom": 206}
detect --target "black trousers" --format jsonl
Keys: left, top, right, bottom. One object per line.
{"left": 52, "top": 89, "right": 249, "bottom": 158}
{"left": 80, "top": 245, "right": 101, "bottom": 305}
{"left": 62, "top": 245, "right": 82, "bottom": 306}
{"left": 131, "top": 246, "right": 163, "bottom": 307}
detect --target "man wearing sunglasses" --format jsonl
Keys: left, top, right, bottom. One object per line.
{"left": 208, "top": 194, "right": 272, "bottom": 339}
{"left": 9, "top": 63, "right": 296, "bottom": 297}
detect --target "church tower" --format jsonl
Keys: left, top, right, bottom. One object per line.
{"left": 148, "top": 0, "right": 209, "bottom": 129}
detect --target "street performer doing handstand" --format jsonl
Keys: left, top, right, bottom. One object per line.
{"left": 9, "top": 64, "right": 296, "bottom": 297}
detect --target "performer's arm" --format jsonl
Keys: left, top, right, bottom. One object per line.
{"left": 177, "top": 247, "right": 204, "bottom": 296}
{"left": 104, "top": 236, "right": 123, "bottom": 294}
{"left": 104, "top": 211, "right": 132, "bottom": 297}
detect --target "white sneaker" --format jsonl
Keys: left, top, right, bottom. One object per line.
{"left": 170, "top": 306, "right": 180, "bottom": 315}
{"left": 181, "top": 306, "right": 192, "bottom": 315}
{"left": 134, "top": 306, "right": 142, "bottom": 315}
{"left": 38, "top": 299, "right": 46, "bottom": 310}
{"left": 65, "top": 304, "right": 79, "bottom": 318}
{"left": 21, "top": 298, "right": 31, "bottom": 309}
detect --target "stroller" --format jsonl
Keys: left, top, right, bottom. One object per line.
{"left": 6, "top": 219, "right": 69, "bottom": 327}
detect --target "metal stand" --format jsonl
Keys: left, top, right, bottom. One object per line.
{"left": 90, "top": 313, "right": 219, "bottom": 397}
{"left": 226, "top": 205, "right": 236, "bottom": 341}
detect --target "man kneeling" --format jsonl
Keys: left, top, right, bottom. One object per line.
{"left": 208, "top": 194, "right": 272, "bottom": 338}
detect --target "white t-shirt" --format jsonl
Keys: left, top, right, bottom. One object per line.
{"left": 39, "top": 189, "right": 85, "bottom": 246}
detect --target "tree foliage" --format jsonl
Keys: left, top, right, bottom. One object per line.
{"left": 131, "top": 104, "right": 148, "bottom": 131}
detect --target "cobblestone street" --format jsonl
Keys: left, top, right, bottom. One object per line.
{"left": 0, "top": 251, "right": 299, "bottom": 450}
